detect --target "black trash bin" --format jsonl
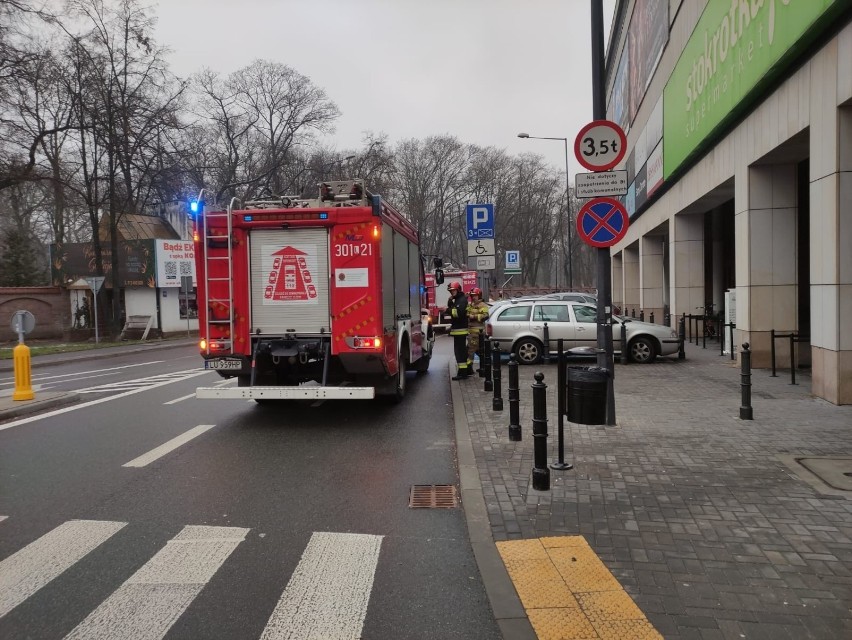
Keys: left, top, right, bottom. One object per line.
{"left": 565, "top": 366, "right": 608, "bottom": 425}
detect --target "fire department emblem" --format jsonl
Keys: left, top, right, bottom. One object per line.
{"left": 262, "top": 245, "right": 317, "bottom": 304}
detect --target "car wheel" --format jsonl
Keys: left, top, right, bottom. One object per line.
{"left": 514, "top": 337, "right": 543, "bottom": 365}
{"left": 629, "top": 336, "right": 657, "bottom": 363}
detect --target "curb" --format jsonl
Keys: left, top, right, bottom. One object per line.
{"left": 450, "top": 363, "right": 536, "bottom": 640}
{"left": 0, "top": 392, "right": 80, "bottom": 424}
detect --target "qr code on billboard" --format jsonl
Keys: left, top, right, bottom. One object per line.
{"left": 179, "top": 261, "right": 192, "bottom": 276}
{"left": 164, "top": 261, "right": 177, "bottom": 279}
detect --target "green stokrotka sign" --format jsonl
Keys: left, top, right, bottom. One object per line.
{"left": 663, "top": 0, "right": 843, "bottom": 179}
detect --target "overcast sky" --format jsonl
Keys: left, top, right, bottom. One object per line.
{"left": 154, "top": 0, "right": 616, "bottom": 176}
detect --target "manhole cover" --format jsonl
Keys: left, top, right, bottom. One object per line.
{"left": 797, "top": 457, "right": 852, "bottom": 492}
{"left": 409, "top": 485, "right": 458, "bottom": 508}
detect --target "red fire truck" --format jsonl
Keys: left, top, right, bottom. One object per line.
{"left": 424, "top": 270, "right": 477, "bottom": 329}
{"left": 193, "top": 180, "right": 433, "bottom": 402}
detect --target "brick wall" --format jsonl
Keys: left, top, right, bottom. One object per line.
{"left": 0, "top": 287, "right": 70, "bottom": 342}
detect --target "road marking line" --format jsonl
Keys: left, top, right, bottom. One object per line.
{"left": 0, "top": 370, "right": 213, "bottom": 432}
{"left": 0, "top": 519, "right": 127, "bottom": 619}
{"left": 64, "top": 525, "right": 249, "bottom": 640}
{"left": 163, "top": 393, "right": 195, "bottom": 405}
{"left": 0, "top": 361, "right": 166, "bottom": 386}
{"left": 123, "top": 424, "right": 216, "bottom": 468}
{"left": 260, "top": 531, "right": 382, "bottom": 640}
{"left": 163, "top": 378, "right": 232, "bottom": 405}
{"left": 0, "top": 516, "right": 7, "bottom": 523}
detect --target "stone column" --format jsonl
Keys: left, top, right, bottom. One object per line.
{"left": 735, "top": 163, "right": 798, "bottom": 368}
{"left": 622, "top": 243, "right": 640, "bottom": 318}
{"left": 671, "top": 213, "right": 704, "bottom": 326}
{"left": 810, "top": 104, "right": 852, "bottom": 404}
{"left": 640, "top": 236, "right": 665, "bottom": 322}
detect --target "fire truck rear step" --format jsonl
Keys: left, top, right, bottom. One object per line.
{"left": 196, "top": 386, "right": 375, "bottom": 400}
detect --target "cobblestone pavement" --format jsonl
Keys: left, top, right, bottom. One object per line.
{"left": 459, "top": 341, "right": 852, "bottom": 639}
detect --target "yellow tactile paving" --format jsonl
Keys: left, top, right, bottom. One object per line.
{"left": 497, "top": 538, "right": 550, "bottom": 560}
{"left": 497, "top": 536, "right": 663, "bottom": 640}
{"left": 540, "top": 535, "right": 591, "bottom": 549}
{"left": 548, "top": 546, "right": 624, "bottom": 593}
{"left": 501, "top": 559, "right": 579, "bottom": 609}
{"left": 592, "top": 619, "right": 663, "bottom": 640}
{"left": 527, "top": 608, "right": 598, "bottom": 640}
{"left": 575, "top": 590, "right": 646, "bottom": 622}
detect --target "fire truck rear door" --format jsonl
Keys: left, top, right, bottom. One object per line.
{"left": 249, "top": 228, "right": 331, "bottom": 334}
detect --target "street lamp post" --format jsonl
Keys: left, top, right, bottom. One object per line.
{"left": 518, "top": 133, "right": 573, "bottom": 290}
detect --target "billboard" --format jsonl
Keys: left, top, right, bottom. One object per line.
{"left": 51, "top": 240, "right": 156, "bottom": 288}
{"left": 664, "top": 0, "right": 843, "bottom": 178}
{"left": 155, "top": 239, "right": 196, "bottom": 288}
{"left": 628, "top": 0, "right": 669, "bottom": 122}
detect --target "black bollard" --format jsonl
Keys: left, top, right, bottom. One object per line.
{"left": 649, "top": 310, "right": 655, "bottom": 324}
{"left": 770, "top": 329, "right": 777, "bottom": 377}
{"left": 678, "top": 316, "right": 686, "bottom": 360}
{"left": 639, "top": 309, "right": 644, "bottom": 322}
{"left": 507, "top": 354, "right": 521, "bottom": 441}
{"left": 492, "top": 340, "right": 503, "bottom": 411}
{"left": 477, "top": 329, "right": 485, "bottom": 377}
{"left": 631, "top": 308, "right": 636, "bottom": 318}
{"left": 550, "top": 340, "right": 572, "bottom": 470}
{"left": 729, "top": 323, "right": 736, "bottom": 361}
{"left": 720, "top": 317, "right": 725, "bottom": 356}
{"left": 664, "top": 312, "right": 671, "bottom": 326}
{"left": 740, "top": 343, "right": 753, "bottom": 420}
{"left": 483, "top": 336, "right": 493, "bottom": 392}
{"left": 542, "top": 322, "right": 550, "bottom": 364}
{"left": 620, "top": 320, "right": 628, "bottom": 364}
{"left": 790, "top": 332, "right": 797, "bottom": 386}
{"left": 531, "top": 371, "right": 550, "bottom": 490}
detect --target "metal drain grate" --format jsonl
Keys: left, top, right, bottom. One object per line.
{"left": 409, "top": 485, "right": 458, "bottom": 508}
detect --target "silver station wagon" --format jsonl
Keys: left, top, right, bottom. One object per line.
{"left": 484, "top": 300, "right": 679, "bottom": 364}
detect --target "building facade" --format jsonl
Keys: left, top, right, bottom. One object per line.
{"left": 605, "top": 0, "right": 852, "bottom": 404}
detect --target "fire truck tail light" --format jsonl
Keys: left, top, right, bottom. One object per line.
{"left": 199, "top": 339, "right": 207, "bottom": 351}
{"left": 345, "top": 336, "right": 382, "bottom": 349}
{"left": 371, "top": 225, "right": 380, "bottom": 239}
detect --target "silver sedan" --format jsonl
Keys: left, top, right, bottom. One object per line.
{"left": 484, "top": 300, "right": 679, "bottom": 364}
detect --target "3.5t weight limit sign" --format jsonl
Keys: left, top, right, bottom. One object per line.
{"left": 574, "top": 120, "right": 627, "bottom": 172}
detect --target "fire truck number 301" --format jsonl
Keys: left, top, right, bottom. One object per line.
{"left": 334, "top": 243, "right": 373, "bottom": 257}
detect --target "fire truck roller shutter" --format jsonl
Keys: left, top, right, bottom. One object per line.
{"left": 381, "top": 224, "right": 395, "bottom": 327}
{"left": 393, "top": 230, "right": 410, "bottom": 320}
{"left": 249, "top": 228, "right": 331, "bottom": 334}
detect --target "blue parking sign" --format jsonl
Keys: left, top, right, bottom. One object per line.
{"left": 506, "top": 250, "right": 519, "bottom": 267}
{"left": 466, "top": 204, "right": 494, "bottom": 239}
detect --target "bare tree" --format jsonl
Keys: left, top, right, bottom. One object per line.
{"left": 190, "top": 60, "right": 339, "bottom": 204}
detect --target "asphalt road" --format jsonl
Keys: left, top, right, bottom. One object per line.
{"left": 0, "top": 339, "right": 500, "bottom": 639}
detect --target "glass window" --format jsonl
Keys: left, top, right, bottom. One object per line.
{"left": 533, "top": 304, "right": 570, "bottom": 322}
{"left": 572, "top": 304, "right": 597, "bottom": 323}
{"left": 497, "top": 305, "right": 531, "bottom": 321}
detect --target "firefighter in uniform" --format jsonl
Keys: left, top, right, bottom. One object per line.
{"left": 447, "top": 282, "right": 470, "bottom": 379}
{"left": 466, "top": 287, "right": 489, "bottom": 372}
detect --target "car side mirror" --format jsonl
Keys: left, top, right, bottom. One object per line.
{"left": 434, "top": 269, "right": 444, "bottom": 285}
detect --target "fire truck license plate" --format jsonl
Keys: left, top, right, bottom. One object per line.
{"left": 205, "top": 359, "right": 242, "bottom": 370}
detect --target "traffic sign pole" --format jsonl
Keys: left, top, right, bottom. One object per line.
{"left": 590, "top": 0, "right": 616, "bottom": 426}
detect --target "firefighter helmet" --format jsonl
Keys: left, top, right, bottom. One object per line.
{"left": 447, "top": 281, "right": 462, "bottom": 291}
{"left": 469, "top": 287, "right": 482, "bottom": 297}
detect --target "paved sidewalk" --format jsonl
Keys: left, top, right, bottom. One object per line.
{"left": 454, "top": 342, "right": 852, "bottom": 640}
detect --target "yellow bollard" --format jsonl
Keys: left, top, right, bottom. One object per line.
{"left": 13, "top": 342, "right": 35, "bottom": 401}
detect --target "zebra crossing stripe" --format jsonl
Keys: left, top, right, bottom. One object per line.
{"left": 0, "top": 520, "right": 127, "bottom": 619}
{"left": 260, "top": 532, "right": 383, "bottom": 640}
{"left": 64, "top": 525, "right": 249, "bottom": 640}
{"left": 122, "top": 424, "right": 216, "bottom": 468}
